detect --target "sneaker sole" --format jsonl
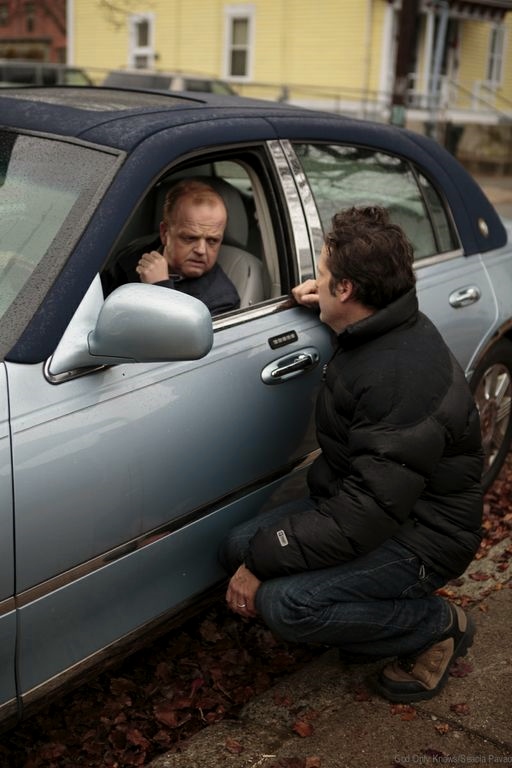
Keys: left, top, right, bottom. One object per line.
{"left": 371, "top": 614, "right": 476, "bottom": 703}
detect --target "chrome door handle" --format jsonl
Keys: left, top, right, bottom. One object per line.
{"left": 261, "top": 347, "right": 320, "bottom": 384}
{"left": 449, "top": 285, "right": 481, "bottom": 308}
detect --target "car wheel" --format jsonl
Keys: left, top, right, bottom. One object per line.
{"left": 470, "top": 338, "right": 512, "bottom": 491}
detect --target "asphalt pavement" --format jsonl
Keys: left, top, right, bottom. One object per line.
{"left": 147, "top": 172, "right": 512, "bottom": 768}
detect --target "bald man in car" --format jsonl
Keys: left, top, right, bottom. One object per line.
{"left": 116, "top": 179, "right": 240, "bottom": 316}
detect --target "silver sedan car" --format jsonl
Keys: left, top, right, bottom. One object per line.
{"left": 0, "top": 86, "right": 510, "bottom": 727}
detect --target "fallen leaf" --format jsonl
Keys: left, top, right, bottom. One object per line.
{"left": 390, "top": 703, "right": 417, "bottom": 720}
{"left": 39, "top": 743, "right": 67, "bottom": 760}
{"left": 353, "top": 685, "right": 372, "bottom": 701}
{"left": 293, "top": 719, "right": 315, "bottom": 737}
{"left": 469, "top": 571, "right": 492, "bottom": 581}
{"left": 199, "top": 618, "right": 224, "bottom": 643}
{"left": 225, "top": 736, "right": 244, "bottom": 754}
{"left": 274, "top": 692, "right": 294, "bottom": 707}
{"left": 449, "top": 659, "right": 474, "bottom": 678}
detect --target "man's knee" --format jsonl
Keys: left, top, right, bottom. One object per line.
{"left": 256, "top": 581, "right": 313, "bottom": 643}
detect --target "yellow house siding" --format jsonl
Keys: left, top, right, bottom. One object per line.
{"left": 154, "top": 2, "right": 225, "bottom": 76}
{"left": 250, "top": 0, "right": 382, "bottom": 92}
{"left": 73, "top": 1, "right": 133, "bottom": 77}
{"left": 73, "top": 1, "right": 226, "bottom": 79}
{"left": 458, "top": 22, "right": 489, "bottom": 86}
{"left": 71, "top": 0, "right": 390, "bottom": 97}
{"left": 458, "top": 15, "right": 512, "bottom": 111}
{"left": 367, "top": 2, "right": 388, "bottom": 98}
{"left": 70, "top": 0, "right": 512, "bottom": 121}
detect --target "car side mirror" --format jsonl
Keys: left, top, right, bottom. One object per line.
{"left": 48, "top": 281, "right": 213, "bottom": 377}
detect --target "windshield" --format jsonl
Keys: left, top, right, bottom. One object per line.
{"left": 0, "top": 130, "right": 118, "bottom": 358}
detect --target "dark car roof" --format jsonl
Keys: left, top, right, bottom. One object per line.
{"left": 1, "top": 86, "right": 506, "bottom": 256}
{"left": 0, "top": 86, "right": 306, "bottom": 148}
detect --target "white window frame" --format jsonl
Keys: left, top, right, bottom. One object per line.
{"left": 223, "top": 4, "right": 255, "bottom": 81}
{"left": 486, "top": 22, "right": 506, "bottom": 86}
{"left": 379, "top": 0, "right": 400, "bottom": 108}
{"left": 128, "top": 12, "right": 155, "bottom": 70}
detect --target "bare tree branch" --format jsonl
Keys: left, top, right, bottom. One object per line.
{"left": 98, "top": 0, "right": 156, "bottom": 30}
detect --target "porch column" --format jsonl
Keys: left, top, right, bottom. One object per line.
{"left": 422, "top": 5, "right": 435, "bottom": 105}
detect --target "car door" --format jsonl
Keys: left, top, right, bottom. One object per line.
{"left": 0, "top": 362, "right": 16, "bottom": 722}
{"left": 286, "top": 139, "right": 497, "bottom": 373}
{"left": 7, "top": 132, "right": 332, "bottom": 707}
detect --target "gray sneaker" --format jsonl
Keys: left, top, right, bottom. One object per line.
{"left": 372, "top": 605, "right": 475, "bottom": 702}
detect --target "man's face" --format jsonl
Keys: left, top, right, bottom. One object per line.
{"left": 317, "top": 245, "right": 344, "bottom": 332}
{"left": 160, "top": 196, "right": 227, "bottom": 279}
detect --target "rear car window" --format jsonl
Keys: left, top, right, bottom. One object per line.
{"left": 103, "top": 72, "right": 172, "bottom": 89}
{"left": 294, "top": 143, "right": 458, "bottom": 261}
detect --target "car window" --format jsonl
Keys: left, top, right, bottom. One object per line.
{"left": 417, "top": 171, "right": 457, "bottom": 253}
{"left": 62, "top": 68, "right": 92, "bottom": 86}
{"left": 0, "top": 131, "right": 119, "bottom": 357}
{"left": 104, "top": 153, "right": 285, "bottom": 311}
{"left": 103, "top": 72, "right": 172, "bottom": 89}
{"left": 0, "top": 63, "right": 37, "bottom": 85}
{"left": 0, "top": 62, "right": 91, "bottom": 87}
{"left": 211, "top": 81, "right": 235, "bottom": 95}
{"left": 294, "top": 143, "right": 458, "bottom": 261}
{"left": 183, "top": 78, "right": 234, "bottom": 95}
{"left": 184, "top": 78, "right": 213, "bottom": 92}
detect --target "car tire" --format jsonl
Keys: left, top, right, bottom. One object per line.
{"left": 470, "top": 338, "right": 512, "bottom": 491}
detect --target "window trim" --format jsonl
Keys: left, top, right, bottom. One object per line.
{"left": 128, "top": 12, "right": 155, "bottom": 70}
{"left": 0, "top": 2, "right": 8, "bottom": 26}
{"left": 223, "top": 4, "right": 255, "bottom": 81}
{"left": 486, "top": 22, "right": 506, "bottom": 86}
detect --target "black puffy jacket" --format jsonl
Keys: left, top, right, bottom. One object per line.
{"left": 245, "top": 290, "right": 483, "bottom": 581}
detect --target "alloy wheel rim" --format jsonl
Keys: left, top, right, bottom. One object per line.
{"left": 474, "top": 362, "right": 512, "bottom": 475}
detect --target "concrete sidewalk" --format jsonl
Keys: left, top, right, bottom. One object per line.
{"left": 148, "top": 555, "right": 511, "bottom": 768}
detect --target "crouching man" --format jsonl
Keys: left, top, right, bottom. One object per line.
{"left": 220, "top": 206, "right": 483, "bottom": 703}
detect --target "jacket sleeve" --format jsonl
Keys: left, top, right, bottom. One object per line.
{"left": 245, "top": 393, "right": 447, "bottom": 581}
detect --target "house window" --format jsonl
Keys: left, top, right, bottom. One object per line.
{"left": 129, "top": 13, "right": 155, "bottom": 69}
{"left": 0, "top": 3, "right": 9, "bottom": 26}
{"left": 486, "top": 23, "right": 506, "bottom": 85}
{"left": 224, "top": 5, "right": 254, "bottom": 79}
{"left": 25, "top": 1, "right": 35, "bottom": 33}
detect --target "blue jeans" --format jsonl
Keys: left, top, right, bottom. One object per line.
{"left": 220, "top": 498, "right": 451, "bottom": 659}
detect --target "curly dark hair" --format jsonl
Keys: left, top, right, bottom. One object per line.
{"left": 324, "top": 206, "right": 416, "bottom": 310}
